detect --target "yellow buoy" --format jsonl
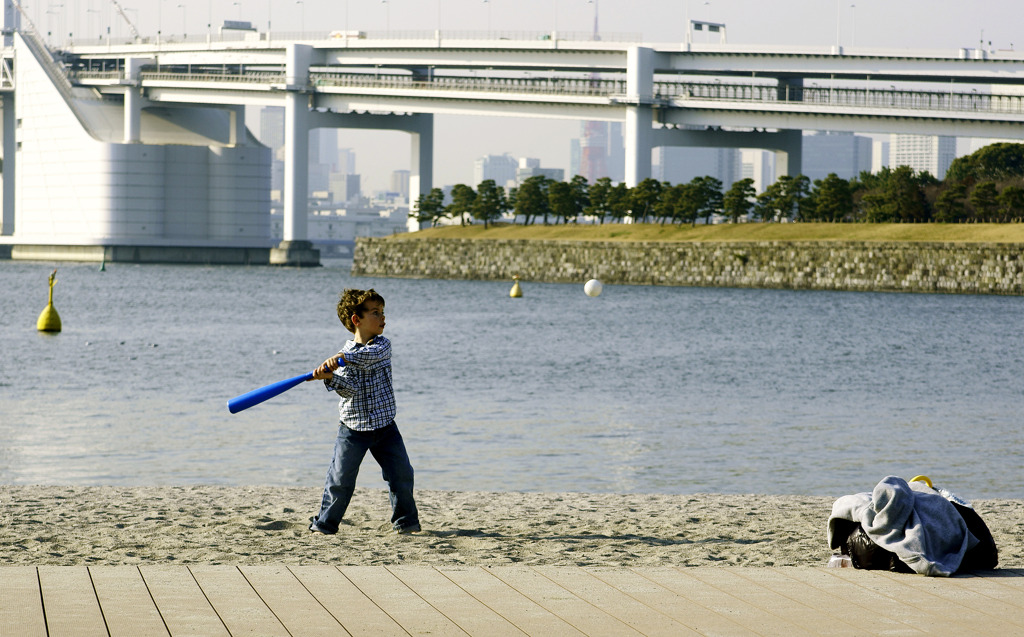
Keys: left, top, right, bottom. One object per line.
{"left": 36, "top": 269, "right": 62, "bottom": 332}
{"left": 509, "top": 275, "right": 523, "bottom": 298}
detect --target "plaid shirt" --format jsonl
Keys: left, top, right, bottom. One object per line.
{"left": 324, "top": 335, "right": 396, "bottom": 431}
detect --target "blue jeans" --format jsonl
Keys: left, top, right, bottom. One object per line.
{"left": 313, "top": 422, "right": 419, "bottom": 532}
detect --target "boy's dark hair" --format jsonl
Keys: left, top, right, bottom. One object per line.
{"left": 337, "top": 288, "right": 385, "bottom": 333}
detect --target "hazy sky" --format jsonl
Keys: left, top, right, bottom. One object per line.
{"left": 34, "top": 0, "right": 1024, "bottom": 191}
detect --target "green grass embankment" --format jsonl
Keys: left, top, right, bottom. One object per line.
{"left": 388, "top": 223, "right": 1024, "bottom": 243}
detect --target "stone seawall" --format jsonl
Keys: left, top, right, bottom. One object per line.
{"left": 353, "top": 237, "right": 1024, "bottom": 295}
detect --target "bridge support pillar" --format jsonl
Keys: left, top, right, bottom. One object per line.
{"left": 625, "top": 106, "right": 653, "bottom": 188}
{"left": 276, "top": 43, "right": 320, "bottom": 267}
{"left": 624, "top": 47, "right": 657, "bottom": 187}
{"left": 773, "top": 129, "right": 803, "bottom": 178}
{"left": 228, "top": 105, "right": 246, "bottom": 146}
{"left": 123, "top": 58, "right": 147, "bottom": 143}
{"left": 408, "top": 113, "right": 433, "bottom": 230}
{"left": 1, "top": 92, "right": 14, "bottom": 236}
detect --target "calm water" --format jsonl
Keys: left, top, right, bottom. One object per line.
{"left": 2, "top": 260, "right": 1023, "bottom": 498}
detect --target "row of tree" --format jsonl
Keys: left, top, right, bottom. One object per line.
{"left": 411, "top": 143, "right": 1024, "bottom": 226}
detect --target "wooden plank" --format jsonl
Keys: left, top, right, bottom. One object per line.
{"left": 873, "top": 571, "right": 1024, "bottom": 630}
{"left": 0, "top": 567, "right": 46, "bottom": 637}
{"left": 290, "top": 566, "right": 409, "bottom": 637}
{"left": 387, "top": 565, "right": 526, "bottom": 637}
{"left": 488, "top": 566, "right": 642, "bottom": 637}
{"left": 842, "top": 570, "right": 1013, "bottom": 633}
{"left": 239, "top": 565, "right": 347, "bottom": 637}
{"left": 189, "top": 566, "right": 289, "bottom": 637}
{"left": 736, "top": 568, "right": 922, "bottom": 636}
{"left": 37, "top": 566, "right": 108, "bottom": 637}
{"left": 534, "top": 566, "right": 697, "bottom": 637}
{"left": 642, "top": 567, "right": 814, "bottom": 636}
{"left": 440, "top": 567, "right": 585, "bottom": 637}
{"left": 139, "top": 566, "right": 231, "bottom": 637}
{"left": 923, "top": 572, "right": 1024, "bottom": 619}
{"left": 340, "top": 565, "right": 468, "bottom": 637}
{"left": 684, "top": 567, "right": 861, "bottom": 636}
{"left": 602, "top": 567, "right": 755, "bottom": 637}
{"left": 782, "top": 568, "right": 955, "bottom": 633}
{"left": 90, "top": 566, "right": 170, "bottom": 637}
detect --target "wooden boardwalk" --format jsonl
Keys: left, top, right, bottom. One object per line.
{"left": 2, "top": 566, "right": 1023, "bottom": 636}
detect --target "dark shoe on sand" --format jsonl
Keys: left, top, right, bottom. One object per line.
{"left": 309, "top": 517, "right": 337, "bottom": 535}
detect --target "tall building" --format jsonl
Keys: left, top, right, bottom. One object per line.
{"left": 473, "top": 154, "right": 518, "bottom": 188}
{"left": 569, "top": 139, "right": 581, "bottom": 178}
{"left": 891, "top": 134, "right": 956, "bottom": 179}
{"left": 337, "top": 148, "right": 357, "bottom": 175}
{"left": 802, "top": 132, "right": 873, "bottom": 182}
{"left": 329, "top": 174, "right": 362, "bottom": 203}
{"left": 741, "top": 150, "right": 775, "bottom": 193}
{"left": 308, "top": 129, "right": 337, "bottom": 194}
{"left": 391, "top": 169, "right": 410, "bottom": 202}
{"left": 517, "top": 157, "right": 564, "bottom": 183}
{"left": 655, "top": 147, "right": 741, "bottom": 189}
{"left": 259, "top": 106, "right": 285, "bottom": 152}
{"left": 607, "top": 122, "right": 625, "bottom": 182}
{"left": 871, "top": 140, "right": 890, "bottom": 173}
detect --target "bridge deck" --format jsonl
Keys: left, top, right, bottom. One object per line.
{"left": 3, "top": 565, "right": 1022, "bottom": 636}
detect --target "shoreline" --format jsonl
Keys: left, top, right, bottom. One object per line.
{"left": 2, "top": 486, "right": 1021, "bottom": 568}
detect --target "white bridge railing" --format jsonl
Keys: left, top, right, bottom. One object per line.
{"left": 66, "top": 68, "right": 1024, "bottom": 117}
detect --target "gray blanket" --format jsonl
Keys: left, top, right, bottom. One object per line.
{"left": 827, "top": 475, "right": 978, "bottom": 576}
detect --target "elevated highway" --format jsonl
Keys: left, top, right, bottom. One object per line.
{"left": 4, "top": 22, "right": 1024, "bottom": 261}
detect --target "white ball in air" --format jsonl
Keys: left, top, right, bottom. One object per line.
{"left": 584, "top": 279, "right": 603, "bottom": 297}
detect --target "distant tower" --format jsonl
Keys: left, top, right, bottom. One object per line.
{"left": 578, "top": 0, "right": 608, "bottom": 183}
{"left": 579, "top": 121, "right": 609, "bottom": 182}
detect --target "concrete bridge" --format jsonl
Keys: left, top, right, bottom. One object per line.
{"left": 3, "top": 6, "right": 1024, "bottom": 264}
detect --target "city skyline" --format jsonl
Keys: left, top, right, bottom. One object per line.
{"left": 25, "top": 0, "right": 1024, "bottom": 191}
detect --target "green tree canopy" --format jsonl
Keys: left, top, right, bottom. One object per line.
{"left": 933, "top": 182, "right": 970, "bottom": 222}
{"left": 969, "top": 181, "right": 1000, "bottom": 220}
{"left": 607, "top": 182, "right": 631, "bottom": 223}
{"left": 810, "top": 174, "right": 853, "bottom": 222}
{"left": 722, "top": 178, "right": 756, "bottom": 223}
{"left": 411, "top": 187, "right": 446, "bottom": 227}
{"left": 860, "top": 166, "right": 929, "bottom": 222}
{"left": 695, "top": 176, "right": 724, "bottom": 224}
{"left": 997, "top": 185, "right": 1024, "bottom": 222}
{"left": 586, "top": 177, "right": 613, "bottom": 224}
{"left": 471, "top": 179, "right": 508, "bottom": 228}
{"left": 630, "top": 178, "right": 663, "bottom": 223}
{"left": 946, "top": 142, "right": 1024, "bottom": 183}
{"left": 514, "top": 175, "right": 551, "bottom": 225}
{"left": 446, "top": 184, "right": 477, "bottom": 226}
{"left": 548, "top": 180, "right": 576, "bottom": 224}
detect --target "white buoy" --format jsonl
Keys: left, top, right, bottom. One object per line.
{"left": 584, "top": 279, "right": 603, "bottom": 297}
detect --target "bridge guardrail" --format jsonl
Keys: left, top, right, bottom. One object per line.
{"left": 661, "top": 81, "right": 1024, "bottom": 115}
{"left": 67, "top": 67, "right": 1024, "bottom": 117}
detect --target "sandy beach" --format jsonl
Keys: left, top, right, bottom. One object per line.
{"left": 1, "top": 486, "right": 1021, "bottom": 568}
